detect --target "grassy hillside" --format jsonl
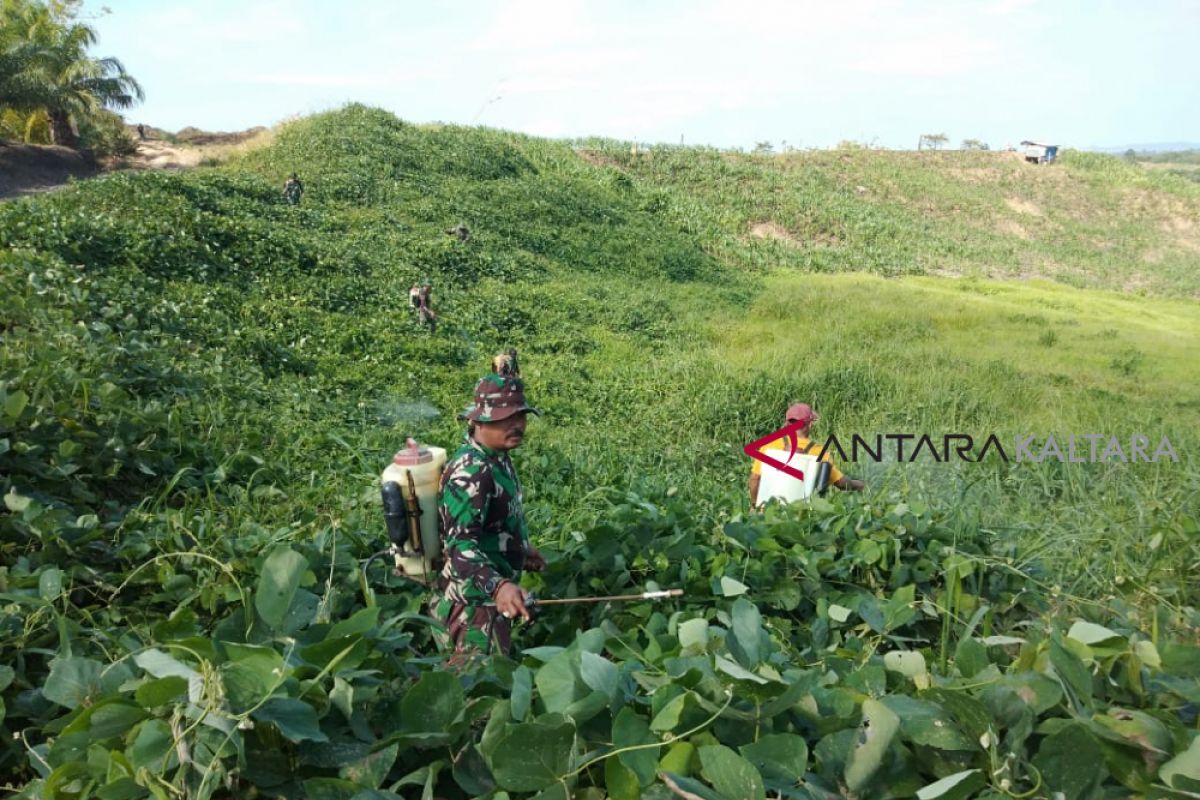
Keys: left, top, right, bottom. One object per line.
{"left": 1, "top": 105, "right": 1198, "bottom": 798}
{"left": 575, "top": 142, "right": 1200, "bottom": 295}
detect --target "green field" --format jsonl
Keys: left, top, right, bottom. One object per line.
{"left": 2, "top": 105, "right": 1198, "bottom": 799}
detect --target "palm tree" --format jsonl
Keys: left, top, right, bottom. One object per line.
{"left": 0, "top": 1, "right": 142, "bottom": 147}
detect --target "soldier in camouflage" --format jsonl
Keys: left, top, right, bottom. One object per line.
{"left": 432, "top": 364, "right": 545, "bottom": 659}
{"left": 283, "top": 173, "right": 303, "bottom": 205}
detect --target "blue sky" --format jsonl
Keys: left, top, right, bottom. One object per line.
{"left": 83, "top": 0, "right": 1199, "bottom": 150}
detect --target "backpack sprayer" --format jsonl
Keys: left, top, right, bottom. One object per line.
{"left": 361, "top": 439, "right": 448, "bottom": 603}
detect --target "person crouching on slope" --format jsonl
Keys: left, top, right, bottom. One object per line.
{"left": 432, "top": 361, "right": 546, "bottom": 661}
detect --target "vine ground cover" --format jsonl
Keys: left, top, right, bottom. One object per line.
{"left": 1, "top": 105, "right": 1198, "bottom": 798}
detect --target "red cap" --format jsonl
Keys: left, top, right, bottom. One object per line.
{"left": 785, "top": 403, "right": 817, "bottom": 425}
{"left": 393, "top": 438, "right": 433, "bottom": 466}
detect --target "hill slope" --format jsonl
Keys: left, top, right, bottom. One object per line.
{"left": 1, "top": 105, "right": 1197, "bottom": 797}
{"left": 575, "top": 142, "right": 1200, "bottom": 295}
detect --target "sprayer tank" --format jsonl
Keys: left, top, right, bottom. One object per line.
{"left": 381, "top": 438, "right": 447, "bottom": 575}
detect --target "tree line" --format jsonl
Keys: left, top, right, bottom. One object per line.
{"left": 0, "top": 0, "right": 142, "bottom": 154}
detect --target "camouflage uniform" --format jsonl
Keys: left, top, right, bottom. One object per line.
{"left": 283, "top": 175, "right": 303, "bottom": 205}
{"left": 432, "top": 372, "right": 539, "bottom": 657}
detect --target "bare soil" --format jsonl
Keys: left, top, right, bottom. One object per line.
{"left": 0, "top": 125, "right": 268, "bottom": 201}
{"left": 0, "top": 142, "right": 99, "bottom": 200}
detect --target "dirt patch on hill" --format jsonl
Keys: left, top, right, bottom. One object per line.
{"left": 1005, "top": 197, "right": 1044, "bottom": 216}
{"left": 0, "top": 142, "right": 99, "bottom": 200}
{"left": 749, "top": 221, "right": 798, "bottom": 244}
{"left": 996, "top": 218, "right": 1032, "bottom": 239}
{"left": 1, "top": 125, "right": 272, "bottom": 200}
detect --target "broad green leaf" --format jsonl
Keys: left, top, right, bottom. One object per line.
{"left": 828, "top": 604, "right": 852, "bottom": 623}
{"left": 699, "top": 744, "right": 765, "bottom": 800}
{"left": 331, "top": 677, "right": 353, "bottom": 720}
{"left": 61, "top": 698, "right": 147, "bottom": 740}
{"left": 452, "top": 744, "right": 495, "bottom": 796}
{"left": 0, "top": 665, "right": 13, "bottom": 692}
{"left": 329, "top": 606, "right": 380, "bottom": 638}
{"left": 1162, "top": 644, "right": 1200, "bottom": 677}
{"left": 563, "top": 689, "right": 610, "bottom": 723}
{"left": 303, "top": 778, "right": 361, "bottom": 800}
{"left": 605, "top": 757, "right": 640, "bottom": 800}
{"left": 650, "top": 692, "right": 688, "bottom": 732}
{"left": 879, "top": 695, "right": 974, "bottom": 751}
{"left": 579, "top": 651, "right": 619, "bottom": 698}
{"left": 3, "top": 488, "right": 30, "bottom": 513}
{"left": 883, "top": 584, "right": 917, "bottom": 632}
{"left": 301, "top": 635, "right": 369, "bottom": 673}
{"left": 95, "top": 777, "right": 145, "bottom": 800}
{"left": 1158, "top": 734, "right": 1200, "bottom": 789}
{"left": 922, "top": 689, "right": 993, "bottom": 742}
{"left": 400, "top": 671, "right": 464, "bottom": 733}
{"left": 660, "top": 772, "right": 722, "bottom": 800}
{"left": 490, "top": 714, "right": 575, "bottom": 792}
{"left": 845, "top": 698, "right": 900, "bottom": 792}
{"left": 1135, "top": 639, "right": 1162, "bottom": 669}
{"left": 1050, "top": 639, "right": 1093, "bottom": 708}
{"left": 1032, "top": 724, "right": 1105, "bottom": 800}
{"left": 915, "top": 769, "right": 985, "bottom": 800}
{"left": 535, "top": 649, "right": 584, "bottom": 713}
{"left": 479, "top": 700, "right": 511, "bottom": 761}
{"left": 1005, "top": 673, "right": 1064, "bottom": 714}
{"left": 127, "top": 719, "right": 174, "bottom": 771}
{"left": 1067, "top": 621, "right": 1124, "bottom": 647}
{"left": 297, "top": 739, "right": 373, "bottom": 769}
{"left": 857, "top": 595, "right": 886, "bottom": 633}
{"left": 613, "top": 706, "right": 659, "bottom": 785}
{"left": 511, "top": 665, "right": 532, "bottom": 722}
{"left": 678, "top": 618, "right": 709, "bottom": 651}
{"left": 219, "top": 642, "right": 283, "bottom": 710}
{"left": 740, "top": 733, "right": 808, "bottom": 783}
{"left": 38, "top": 568, "right": 62, "bottom": 601}
{"left": 1091, "top": 709, "right": 1171, "bottom": 754}
{"left": 883, "top": 650, "right": 927, "bottom": 680}
{"left": 659, "top": 742, "right": 695, "bottom": 776}
{"left": 728, "top": 598, "right": 763, "bottom": 669}
{"left": 3, "top": 390, "right": 29, "bottom": 422}
{"left": 135, "top": 676, "right": 188, "bottom": 708}
{"left": 719, "top": 576, "right": 748, "bottom": 597}
{"left": 252, "top": 697, "right": 328, "bottom": 743}
{"left": 714, "top": 654, "right": 768, "bottom": 684}
{"left": 43, "top": 657, "right": 129, "bottom": 709}
{"left": 341, "top": 743, "right": 397, "bottom": 789}
{"left": 955, "top": 637, "right": 989, "bottom": 678}
{"left": 255, "top": 545, "right": 308, "bottom": 629}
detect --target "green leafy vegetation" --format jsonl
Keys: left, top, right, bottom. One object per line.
{"left": 1, "top": 104, "right": 1197, "bottom": 797}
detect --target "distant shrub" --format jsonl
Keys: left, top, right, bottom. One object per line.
{"left": 77, "top": 109, "right": 137, "bottom": 158}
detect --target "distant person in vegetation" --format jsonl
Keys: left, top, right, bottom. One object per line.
{"left": 283, "top": 173, "right": 303, "bottom": 205}
{"left": 446, "top": 222, "right": 471, "bottom": 242}
{"left": 748, "top": 402, "right": 864, "bottom": 508}
{"left": 432, "top": 354, "right": 545, "bottom": 662}
{"left": 136, "top": 123, "right": 146, "bottom": 140}
{"left": 411, "top": 280, "right": 436, "bottom": 332}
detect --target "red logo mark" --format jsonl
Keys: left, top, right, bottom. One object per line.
{"left": 744, "top": 420, "right": 810, "bottom": 482}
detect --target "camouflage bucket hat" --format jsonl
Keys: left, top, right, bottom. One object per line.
{"left": 459, "top": 373, "right": 540, "bottom": 423}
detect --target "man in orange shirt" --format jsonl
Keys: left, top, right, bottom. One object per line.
{"left": 749, "top": 402, "right": 864, "bottom": 508}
